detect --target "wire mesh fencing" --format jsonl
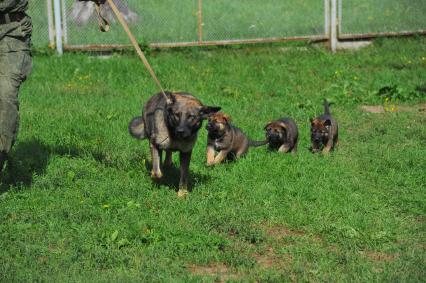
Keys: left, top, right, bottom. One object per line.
{"left": 30, "top": 1, "right": 53, "bottom": 49}
{"left": 338, "top": 0, "right": 426, "bottom": 39}
{"left": 28, "top": 0, "right": 426, "bottom": 50}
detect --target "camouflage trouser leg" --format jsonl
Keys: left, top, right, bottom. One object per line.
{"left": 0, "top": 36, "right": 32, "bottom": 153}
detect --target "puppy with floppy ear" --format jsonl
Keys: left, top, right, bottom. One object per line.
{"left": 310, "top": 99, "right": 338, "bottom": 153}
{"left": 129, "top": 91, "right": 221, "bottom": 196}
{"left": 264, "top": 117, "right": 298, "bottom": 153}
{"left": 205, "top": 112, "right": 267, "bottom": 166}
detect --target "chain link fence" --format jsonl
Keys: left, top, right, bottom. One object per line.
{"left": 30, "top": 1, "right": 53, "bottom": 49}
{"left": 339, "top": 0, "right": 426, "bottom": 39}
{"left": 29, "top": 0, "right": 426, "bottom": 50}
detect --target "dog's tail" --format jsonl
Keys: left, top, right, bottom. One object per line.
{"left": 323, "top": 99, "right": 331, "bottom": 115}
{"left": 249, "top": 140, "right": 269, "bottom": 147}
{"left": 128, "top": 116, "right": 146, "bottom": 139}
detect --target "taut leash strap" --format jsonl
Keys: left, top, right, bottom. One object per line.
{"left": 105, "top": 0, "right": 169, "bottom": 103}
{"left": 94, "top": 3, "right": 110, "bottom": 32}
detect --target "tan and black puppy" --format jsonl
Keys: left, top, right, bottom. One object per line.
{"left": 206, "top": 112, "right": 267, "bottom": 166}
{"left": 129, "top": 91, "right": 220, "bottom": 196}
{"left": 264, "top": 118, "right": 299, "bottom": 153}
{"left": 310, "top": 99, "right": 338, "bottom": 153}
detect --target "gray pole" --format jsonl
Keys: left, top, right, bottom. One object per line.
{"left": 53, "top": 0, "right": 63, "bottom": 54}
{"left": 324, "top": 0, "right": 330, "bottom": 36}
{"left": 330, "top": 0, "right": 338, "bottom": 52}
{"left": 47, "top": 0, "right": 55, "bottom": 47}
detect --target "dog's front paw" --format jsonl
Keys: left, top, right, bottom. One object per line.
{"left": 150, "top": 169, "right": 163, "bottom": 179}
{"left": 177, "top": 189, "right": 189, "bottom": 198}
{"left": 206, "top": 161, "right": 215, "bottom": 167}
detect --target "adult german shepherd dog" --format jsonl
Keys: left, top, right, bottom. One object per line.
{"left": 129, "top": 91, "right": 220, "bottom": 196}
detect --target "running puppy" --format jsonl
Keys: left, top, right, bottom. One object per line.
{"left": 206, "top": 112, "right": 267, "bottom": 166}
{"left": 310, "top": 99, "right": 338, "bottom": 153}
{"left": 264, "top": 118, "right": 299, "bottom": 153}
{"left": 129, "top": 91, "right": 220, "bottom": 196}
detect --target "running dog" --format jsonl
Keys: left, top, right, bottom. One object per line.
{"left": 205, "top": 112, "right": 267, "bottom": 165}
{"left": 129, "top": 91, "right": 220, "bottom": 196}
{"left": 264, "top": 118, "right": 298, "bottom": 153}
{"left": 310, "top": 99, "right": 338, "bottom": 153}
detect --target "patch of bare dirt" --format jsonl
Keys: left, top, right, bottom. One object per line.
{"left": 187, "top": 263, "right": 239, "bottom": 281}
{"left": 361, "top": 105, "right": 385, "bottom": 113}
{"left": 251, "top": 247, "right": 292, "bottom": 269}
{"left": 415, "top": 215, "right": 425, "bottom": 223}
{"left": 361, "top": 103, "right": 426, "bottom": 114}
{"left": 259, "top": 223, "right": 324, "bottom": 248}
{"left": 363, "top": 251, "right": 399, "bottom": 262}
{"left": 265, "top": 224, "right": 306, "bottom": 240}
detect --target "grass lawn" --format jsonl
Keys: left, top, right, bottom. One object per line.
{"left": 0, "top": 37, "right": 425, "bottom": 282}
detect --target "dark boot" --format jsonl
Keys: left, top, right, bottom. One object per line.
{"left": 0, "top": 151, "right": 7, "bottom": 174}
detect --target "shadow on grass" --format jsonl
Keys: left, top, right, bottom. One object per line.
{"left": 0, "top": 139, "right": 211, "bottom": 193}
{"left": 0, "top": 139, "right": 51, "bottom": 192}
{"left": 143, "top": 158, "right": 211, "bottom": 192}
{"left": 0, "top": 139, "right": 88, "bottom": 192}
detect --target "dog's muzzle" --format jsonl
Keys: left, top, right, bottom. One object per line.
{"left": 206, "top": 122, "right": 216, "bottom": 131}
{"left": 312, "top": 134, "right": 322, "bottom": 143}
{"left": 267, "top": 133, "right": 281, "bottom": 143}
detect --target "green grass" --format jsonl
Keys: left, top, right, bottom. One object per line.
{"left": 1, "top": 37, "right": 426, "bottom": 282}
{"left": 29, "top": 0, "right": 426, "bottom": 48}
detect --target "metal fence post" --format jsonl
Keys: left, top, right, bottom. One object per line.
{"left": 198, "top": 0, "right": 203, "bottom": 44}
{"left": 330, "top": 0, "right": 338, "bottom": 52}
{"left": 338, "top": 0, "right": 342, "bottom": 36}
{"left": 47, "top": 0, "right": 55, "bottom": 48}
{"left": 324, "top": 0, "right": 330, "bottom": 36}
{"left": 53, "top": 0, "right": 63, "bottom": 54}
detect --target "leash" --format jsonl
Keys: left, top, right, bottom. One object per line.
{"left": 95, "top": 0, "right": 170, "bottom": 103}
{"left": 94, "top": 3, "right": 110, "bottom": 32}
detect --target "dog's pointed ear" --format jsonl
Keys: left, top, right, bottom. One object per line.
{"left": 324, "top": 119, "right": 331, "bottom": 126}
{"left": 164, "top": 91, "right": 176, "bottom": 106}
{"left": 200, "top": 106, "right": 221, "bottom": 119}
{"left": 264, "top": 121, "right": 273, "bottom": 130}
{"left": 223, "top": 114, "right": 231, "bottom": 122}
{"left": 278, "top": 122, "right": 287, "bottom": 131}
